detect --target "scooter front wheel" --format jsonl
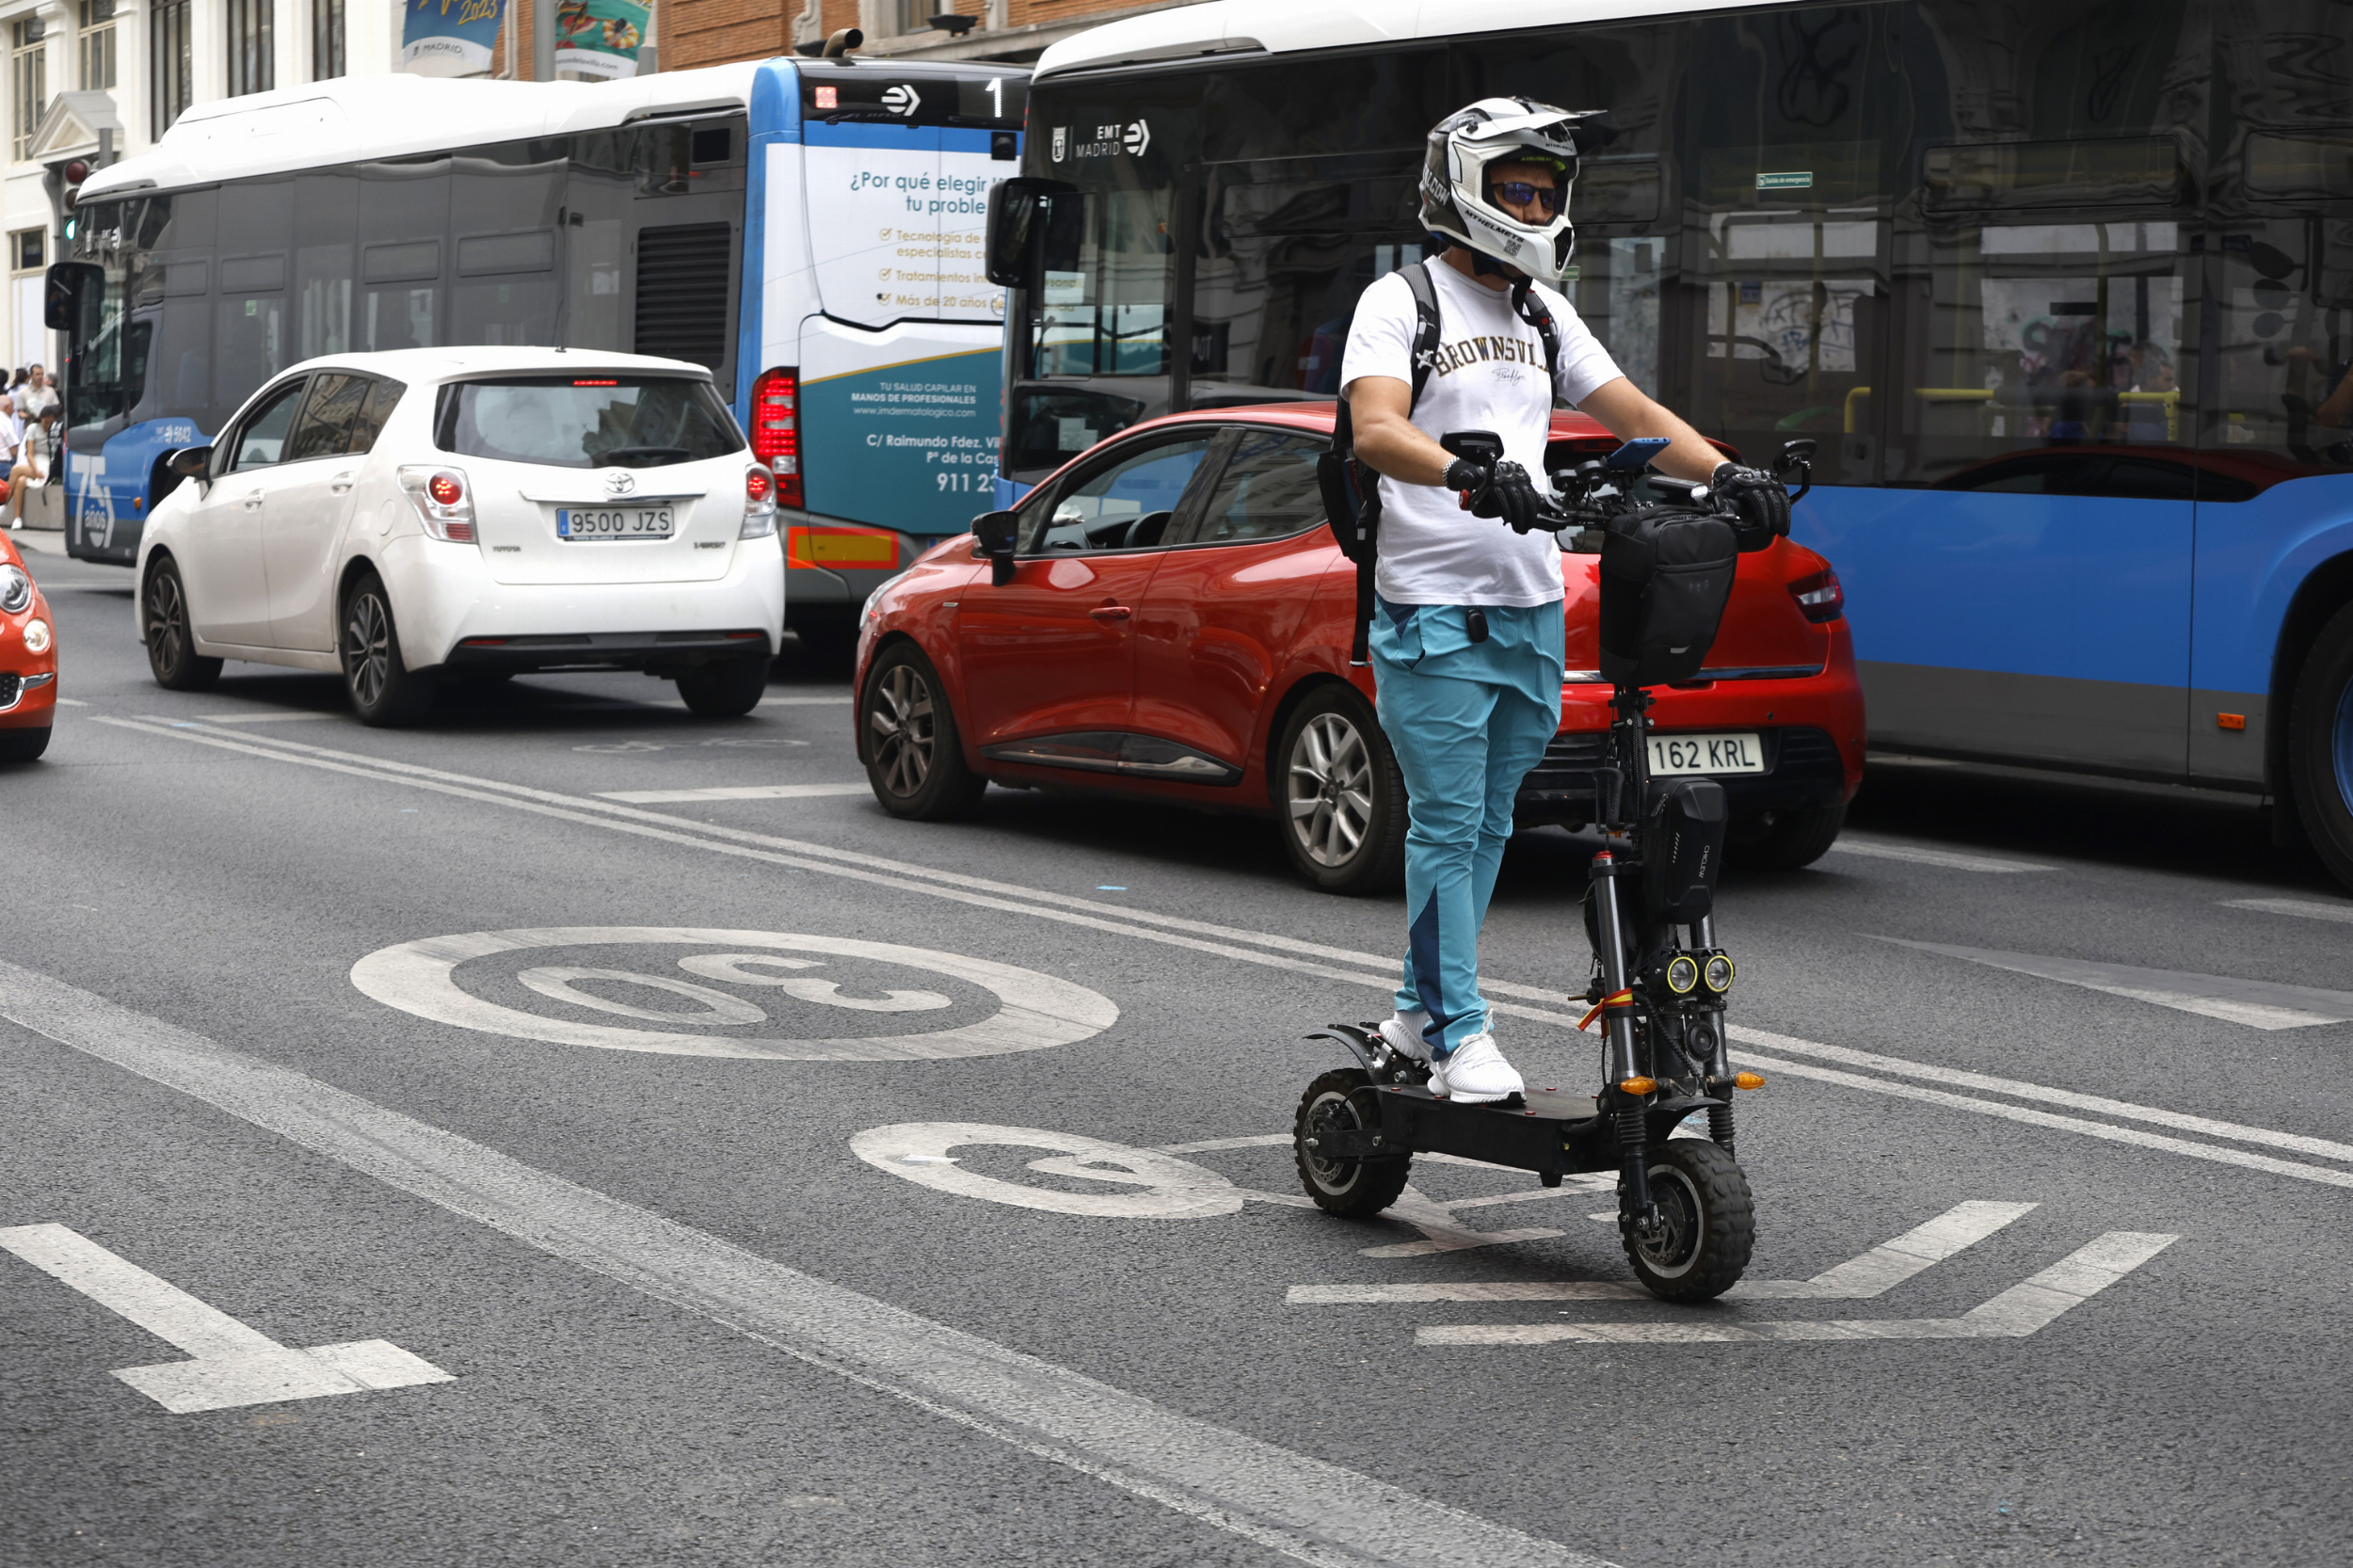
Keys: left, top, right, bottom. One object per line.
{"left": 1293, "top": 1069, "right": 1411, "bottom": 1217}
{"left": 1624, "top": 1140, "right": 1755, "bottom": 1300}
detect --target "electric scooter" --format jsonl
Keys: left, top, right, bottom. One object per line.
{"left": 1289, "top": 437, "right": 1814, "bottom": 1302}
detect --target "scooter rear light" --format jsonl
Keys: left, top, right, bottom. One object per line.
{"left": 1789, "top": 567, "right": 1844, "bottom": 623}
{"left": 396, "top": 465, "right": 476, "bottom": 542}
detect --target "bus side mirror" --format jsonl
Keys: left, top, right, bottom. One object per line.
{"left": 984, "top": 177, "right": 1075, "bottom": 289}
{"left": 972, "top": 508, "right": 1018, "bottom": 585}
{"left": 44, "top": 261, "right": 101, "bottom": 332}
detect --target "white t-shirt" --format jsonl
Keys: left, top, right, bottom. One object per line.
{"left": 1339, "top": 261, "right": 1623, "bottom": 607}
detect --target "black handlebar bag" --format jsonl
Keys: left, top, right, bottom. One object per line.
{"left": 1595, "top": 506, "right": 1740, "bottom": 687}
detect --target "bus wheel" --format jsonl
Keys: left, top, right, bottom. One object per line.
{"left": 2289, "top": 600, "right": 2353, "bottom": 891}
{"left": 1726, "top": 803, "right": 1846, "bottom": 871}
{"left": 675, "top": 656, "right": 772, "bottom": 717}
{"left": 144, "top": 558, "right": 222, "bottom": 692}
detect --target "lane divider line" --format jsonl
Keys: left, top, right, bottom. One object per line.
{"left": 1824, "top": 837, "right": 2055, "bottom": 873}
{"left": 0, "top": 956, "right": 1611, "bottom": 1568}
{"left": 1731, "top": 1050, "right": 2353, "bottom": 1190}
{"left": 1729, "top": 1025, "right": 2353, "bottom": 1165}
{"left": 2222, "top": 897, "right": 2353, "bottom": 926}
{"left": 94, "top": 716, "right": 2353, "bottom": 1192}
{"left": 108, "top": 718, "right": 1582, "bottom": 1004}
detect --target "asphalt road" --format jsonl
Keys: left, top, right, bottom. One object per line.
{"left": 6, "top": 535, "right": 2351, "bottom": 1568}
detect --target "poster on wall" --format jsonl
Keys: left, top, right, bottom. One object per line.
{"left": 401, "top": 0, "right": 507, "bottom": 77}
{"left": 553, "top": 0, "right": 650, "bottom": 79}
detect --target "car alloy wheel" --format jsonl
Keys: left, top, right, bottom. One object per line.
{"left": 869, "top": 660, "right": 936, "bottom": 798}
{"left": 345, "top": 588, "right": 394, "bottom": 711}
{"left": 1288, "top": 711, "right": 1374, "bottom": 868}
{"left": 147, "top": 570, "right": 186, "bottom": 667}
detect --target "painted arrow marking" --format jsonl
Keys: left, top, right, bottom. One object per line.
{"left": 0, "top": 1224, "right": 454, "bottom": 1414}
{"left": 1876, "top": 938, "right": 2353, "bottom": 1030}
{"left": 1290, "top": 1200, "right": 2040, "bottom": 1303}
{"left": 1416, "top": 1232, "right": 2176, "bottom": 1345}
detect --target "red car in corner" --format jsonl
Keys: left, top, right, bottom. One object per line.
{"left": 853, "top": 405, "right": 1864, "bottom": 894}
{"left": 0, "top": 530, "right": 56, "bottom": 762}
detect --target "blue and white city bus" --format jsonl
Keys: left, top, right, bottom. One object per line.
{"left": 55, "top": 55, "right": 1025, "bottom": 650}
{"left": 992, "top": 0, "right": 2353, "bottom": 888}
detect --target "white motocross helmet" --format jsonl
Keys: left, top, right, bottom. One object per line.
{"left": 1419, "top": 98, "right": 1611, "bottom": 282}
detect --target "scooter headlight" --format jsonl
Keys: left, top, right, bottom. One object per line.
{"left": 1664, "top": 954, "right": 1700, "bottom": 995}
{"left": 1702, "top": 953, "right": 1736, "bottom": 994}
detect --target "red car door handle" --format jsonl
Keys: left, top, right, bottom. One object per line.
{"left": 1089, "top": 604, "right": 1132, "bottom": 621}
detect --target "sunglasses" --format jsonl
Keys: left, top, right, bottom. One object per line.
{"left": 1492, "top": 180, "right": 1565, "bottom": 214}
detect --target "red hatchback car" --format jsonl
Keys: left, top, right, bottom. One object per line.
{"left": 854, "top": 406, "right": 1865, "bottom": 893}
{"left": 0, "top": 530, "right": 56, "bottom": 762}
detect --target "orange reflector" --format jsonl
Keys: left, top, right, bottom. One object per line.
{"left": 1733, "top": 1071, "right": 1766, "bottom": 1091}
{"left": 1617, "top": 1077, "right": 1657, "bottom": 1096}
{"left": 787, "top": 525, "right": 898, "bottom": 569}
{"left": 2217, "top": 712, "right": 2247, "bottom": 731}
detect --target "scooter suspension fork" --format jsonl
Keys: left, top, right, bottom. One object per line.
{"left": 1693, "top": 914, "right": 1736, "bottom": 1155}
{"left": 1589, "top": 852, "right": 1652, "bottom": 1220}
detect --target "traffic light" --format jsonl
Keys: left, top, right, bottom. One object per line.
{"left": 60, "top": 158, "right": 88, "bottom": 213}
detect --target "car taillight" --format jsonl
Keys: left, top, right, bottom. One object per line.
{"left": 742, "top": 463, "right": 777, "bottom": 539}
{"left": 396, "top": 464, "right": 476, "bottom": 543}
{"left": 751, "top": 367, "right": 802, "bottom": 509}
{"left": 1789, "top": 567, "right": 1844, "bottom": 624}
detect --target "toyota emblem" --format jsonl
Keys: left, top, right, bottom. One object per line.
{"left": 603, "top": 470, "right": 636, "bottom": 496}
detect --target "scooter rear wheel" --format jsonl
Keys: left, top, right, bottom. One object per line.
{"left": 1293, "top": 1069, "right": 1411, "bottom": 1217}
{"left": 1623, "top": 1139, "right": 1754, "bottom": 1300}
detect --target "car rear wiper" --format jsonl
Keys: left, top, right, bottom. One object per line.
{"left": 600, "top": 445, "right": 694, "bottom": 469}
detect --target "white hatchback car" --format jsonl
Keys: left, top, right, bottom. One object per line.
{"left": 135, "top": 346, "right": 785, "bottom": 726}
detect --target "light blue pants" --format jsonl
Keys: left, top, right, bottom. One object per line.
{"left": 1369, "top": 596, "right": 1565, "bottom": 1054}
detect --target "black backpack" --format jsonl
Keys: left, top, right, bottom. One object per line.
{"left": 1315, "top": 261, "right": 1564, "bottom": 664}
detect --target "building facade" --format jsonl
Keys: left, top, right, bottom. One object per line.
{"left": 661, "top": 0, "right": 1188, "bottom": 74}
{"left": 0, "top": 0, "right": 407, "bottom": 370}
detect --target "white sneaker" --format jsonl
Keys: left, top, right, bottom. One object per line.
{"left": 1378, "top": 1010, "right": 1432, "bottom": 1063}
{"left": 1429, "top": 1032, "right": 1523, "bottom": 1104}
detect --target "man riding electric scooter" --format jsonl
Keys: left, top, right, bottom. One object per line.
{"left": 1339, "top": 97, "right": 1789, "bottom": 1104}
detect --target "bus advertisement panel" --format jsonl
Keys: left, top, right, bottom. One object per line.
{"left": 1002, "top": 0, "right": 2353, "bottom": 890}
{"left": 59, "top": 56, "right": 1025, "bottom": 651}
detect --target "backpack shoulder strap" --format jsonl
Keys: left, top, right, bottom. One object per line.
{"left": 1402, "top": 261, "right": 1443, "bottom": 410}
{"left": 1510, "top": 277, "right": 1564, "bottom": 391}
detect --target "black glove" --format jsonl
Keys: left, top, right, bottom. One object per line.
{"left": 1448, "top": 456, "right": 1550, "bottom": 535}
{"left": 1710, "top": 461, "right": 1791, "bottom": 551}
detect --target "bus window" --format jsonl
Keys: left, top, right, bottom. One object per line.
{"left": 296, "top": 168, "right": 358, "bottom": 361}
{"left": 2207, "top": 129, "right": 2353, "bottom": 474}
{"left": 451, "top": 152, "right": 562, "bottom": 348}
{"left": 359, "top": 159, "right": 448, "bottom": 354}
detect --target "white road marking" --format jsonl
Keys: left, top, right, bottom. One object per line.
{"left": 349, "top": 928, "right": 1116, "bottom": 1061}
{"left": 855, "top": 1125, "right": 1246, "bottom": 1219}
{"left": 755, "top": 695, "right": 854, "bottom": 706}
{"left": 2223, "top": 897, "right": 2353, "bottom": 925}
{"left": 99, "top": 717, "right": 2353, "bottom": 1188}
{"left": 1417, "top": 1232, "right": 2174, "bottom": 1346}
{"left": 1291, "top": 1201, "right": 2039, "bottom": 1304}
{"left": 594, "top": 784, "right": 872, "bottom": 803}
{"left": 1824, "top": 837, "right": 2054, "bottom": 872}
{"left": 1734, "top": 1048, "right": 2353, "bottom": 1190}
{"left": 198, "top": 712, "right": 341, "bottom": 724}
{"left": 0, "top": 1224, "right": 452, "bottom": 1414}
{"left": 0, "top": 960, "right": 1610, "bottom": 1568}
{"left": 1877, "top": 937, "right": 2353, "bottom": 1030}
{"left": 1727, "top": 1026, "right": 2353, "bottom": 1165}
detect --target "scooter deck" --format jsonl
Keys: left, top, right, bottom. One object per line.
{"left": 1369, "top": 1083, "right": 1721, "bottom": 1180}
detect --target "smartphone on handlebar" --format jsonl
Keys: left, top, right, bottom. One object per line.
{"left": 1603, "top": 436, "right": 1672, "bottom": 472}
